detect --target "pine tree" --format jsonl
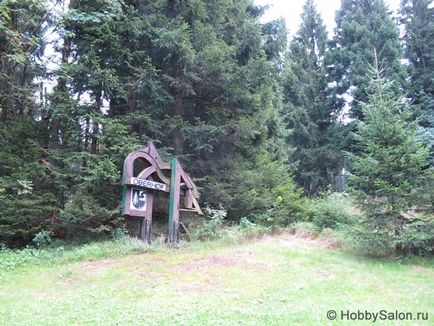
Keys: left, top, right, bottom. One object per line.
{"left": 348, "top": 56, "right": 432, "bottom": 255}
{"left": 1, "top": 0, "right": 303, "bottom": 244}
{"left": 54, "top": 0, "right": 300, "bottom": 227}
{"left": 283, "top": 0, "right": 337, "bottom": 194}
{"left": 0, "top": 0, "right": 59, "bottom": 246}
{"left": 0, "top": 0, "right": 49, "bottom": 121}
{"left": 328, "top": 0, "right": 406, "bottom": 120}
{"left": 400, "top": 0, "right": 434, "bottom": 164}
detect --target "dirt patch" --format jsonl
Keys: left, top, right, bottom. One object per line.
{"left": 259, "top": 231, "right": 342, "bottom": 250}
{"left": 146, "top": 258, "right": 167, "bottom": 265}
{"left": 317, "top": 272, "right": 335, "bottom": 280}
{"left": 36, "top": 292, "right": 53, "bottom": 301}
{"left": 180, "top": 280, "right": 221, "bottom": 293}
{"left": 77, "top": 258, "right": 120, "bottom": 276}
{"left": 412, "top": 266, "right": 434, "bottom": 277}
{"left": 63, "top": 233, "right": 340, "bottom": 281}
{"left": 175, "top": 253, "right": 269, "bottom": 273}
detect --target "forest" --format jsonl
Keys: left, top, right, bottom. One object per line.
{"left": 0, "top": 0, "right": 433, "bottom": 256}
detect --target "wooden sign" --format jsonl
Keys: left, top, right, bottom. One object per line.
{"left": 121, "top": 141, "right": 202, "bottom": 243}
{"left": 130, "top": 188, "right": 147, "bottom": 210}
{"left": 130, "top": 177, "right": 167, "bottom": 191}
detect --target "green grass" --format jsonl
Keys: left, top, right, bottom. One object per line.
{"left": 0, "top": 234, "right": 433, "bottom": 325}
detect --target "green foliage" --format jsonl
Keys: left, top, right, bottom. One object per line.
{"left": 399, "top": 217, "right": 434, "bottom": 255}
{"left": 190, "top": 206, "right": 227, "bottom": 241}
{"left": 0, "top": 237, "right": 152, "bottom": 272}
{"left": 206, "top": 153, "right": 304, "bottom": 224}
{"left": 400, "top": 0, "right": 434, "bottom": 130}
{"left": 399, "top": 0, "right": 434, "bottom": 168}
{"left": 238, "top": 217, "right": 271, "bottom": 237}
{"left": 0, "top": 120, "right": 57, "bottom": 247}
{"left": 1, "top": 0, "right": 431, "bottom": 257}
{"left": 283, "top": 0, "right": 339, "bottom": 194}
{"left": 32, "top": 230, "right": 53, "bottom": 248}
{"left": 59, "top": 190, "right": 121, "bottom": 238}
{"left": 0, "top": 0, "right": 50, "bottom": 122}
{"left": 110, "top": 227, "right": 128, "bottom": 240}
{"left": 327, "top": 0, "right": 406, "bottom": 120}
{"left": 348, "top": 62, "right": 432, "bottom": 255}
{"left": 307, "top": 194, "right": 357, "bottom": 231}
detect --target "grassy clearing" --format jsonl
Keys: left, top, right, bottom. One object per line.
{"left": 0, "top": 233, "right": 433, "bottom": 325}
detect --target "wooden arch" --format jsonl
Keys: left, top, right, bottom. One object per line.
{"left": 121, "top": 141, "right": 201, "bottom": 243}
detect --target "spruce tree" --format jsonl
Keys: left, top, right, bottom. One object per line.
{"left": 400, "top": 0, "right": 433, "bottom": 163}
{"left": 283, "top": 0, "right": 337, "bottom": 194}
{"left": 54, "top": 0, "right": 299, "bottom": 226}
{"left": 349, "top": 57, "right": 432, "bottom": 255}
{"left": 328, "top": 0, "right": 406, "bottom": 120}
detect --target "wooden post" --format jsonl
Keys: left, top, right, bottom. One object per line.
{"left": 168, "top": 157, "right": 180, "bottom": 243}
{"left": 121, "top": 183, "right": 128, "bottom": 215}
{"left": 139, "top": 189, "right": 154, "bottom": 243}
{"left": 185, "top": 189, "right": 193, "bottom": 209}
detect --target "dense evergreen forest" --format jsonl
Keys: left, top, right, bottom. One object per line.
{"left": 0, "top": 0, "right": 432, "bottom": 254}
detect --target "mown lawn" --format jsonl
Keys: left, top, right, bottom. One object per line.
{"left": 0, "top": 234, "right": 432, "bottom": 325}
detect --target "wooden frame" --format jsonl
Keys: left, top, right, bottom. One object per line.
{"left": 121, "top": 141, "right": 202, "bottom": 243}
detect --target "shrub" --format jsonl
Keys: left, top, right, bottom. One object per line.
{"left": 32, "top": 230, "right": 53, "bottom": 247}
{"left": 59, "top": 189, "right": 121, "bottom": 238}
{"left": 308, "top": 193, "right": 357, "bottom": 231}
{"left": 190, "top": 206, "right": 226, "bottom": 241}
{"left": 400, "top": 218, "right": 434, "bottom": 255}
{"left": 342, "top": 213, "right": 434, "bottom": 257}
{"left": 204, "top": 153, "right": 305, "bottom": 225}
{"left": 239, "top": 217, "right": 270, "bottom": 237}
{"left": 111, "top": 226, "right": 128, "bottom": 240}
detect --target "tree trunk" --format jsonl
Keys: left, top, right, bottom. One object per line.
{"left": 173, "top": 90, "right": 184, "bottom": 155}
{"left": 91, "top": 89, "right": 102, "bottom": 155}
{"left": 49, "top": 26, "right": 71, "bottom": 148}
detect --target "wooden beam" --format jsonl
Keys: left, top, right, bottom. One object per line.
{"left": 184, "top": 189, "right": 193, "bottom": 209}
{"left": 168, "top": 158, "right": 180, "bottom": 243}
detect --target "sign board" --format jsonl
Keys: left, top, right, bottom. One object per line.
{"left": 130, "top": 177, "right": 167, "bottom": 191}
{"left": 121, "top": 141, "right": 202, "bottom": 243}
{"left": 131, "top": 188, "right": 147, "bottom": 211}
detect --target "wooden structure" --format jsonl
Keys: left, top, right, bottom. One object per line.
{"left": 121, "top": 141, "right": 202, "bottom": 243}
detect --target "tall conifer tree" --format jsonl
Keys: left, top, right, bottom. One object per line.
{"left": 349, "top": 57, "right": 432, "bottom": 255}
{"left": 327, "top": 0, "right": 406, "bottom": 120}
{"left": 283, "top": 0, "right": 337, "bottom": 194}
{"left": 400, "top": 0, "right": 433, "bottom": 163}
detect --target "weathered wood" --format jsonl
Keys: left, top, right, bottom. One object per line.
{"left": 192, "top": 196, "right": 203, "bottom": 215}
{"left": 130, "top": 177, "right": 167, "bottom": 191}
{"left": 122, "top": 150, "right": 170, "bottom": 186}
{"left": 147, "top": 140, "right": 165, "bottom": 165}
{"left": 139, "top": 218, "right": 148, "bottom": 242}
{"left": 121, "top": 141, "right": 202, "bottom": 243}
{"left": 184, "top": 189, "right": 193, "bottom": 209}
{"left": 143, "top": 176, "right": 154, "bottom": 243}
{"left": 168, "top": 158, "right": 181, "bottom": 243}
{"left": 179, "top": 221, "right": 191, "bottom": 239}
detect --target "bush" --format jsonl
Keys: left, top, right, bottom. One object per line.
{"left": 239, "top": 217, "right": 270, "bottom": 238}
{"left": 111, "top": 227, "right": 128, "bottom": 240}
{"left": 347, "top": 214, "right": 434, "bottom": 257}
{"left": 32, "top": 230, "right": 53, "bottom": 247}
{"left": 59, "top": 189, "right": 122, "bottom": 239}
{"left": 190, "top": 206, "right": 227, "bottom": 241}
{"left": 204, "top": 154, "right": 305, "bottom": 225}
{"left": 308, "top": 193, "right": 358, "bottom": 231}
{"left": 400, "top": 218, "right": 434, "bottom": 255}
